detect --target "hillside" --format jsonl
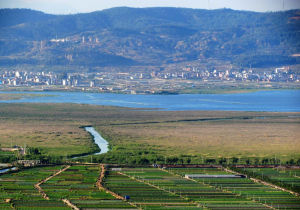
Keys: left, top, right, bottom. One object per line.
{"left": 0, "top": 7, "right": 299, "bottom": 72}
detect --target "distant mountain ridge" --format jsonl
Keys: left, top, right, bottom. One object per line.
{"left": 0, "top": 7, "right": 299, "bottom": 71}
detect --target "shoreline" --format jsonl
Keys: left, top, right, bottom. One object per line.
{"left": 0, "top": 86, "right": 299, "bottom": 95}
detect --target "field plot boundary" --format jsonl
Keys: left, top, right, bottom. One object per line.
{"left": 160, "top": 167, "right": 276, "bottom": 209}
{"left": 97, "top": 164, "right": 140, "bottom": 209}
{"left": 35, "top": 165, "right": 71, "bottom": 200}
{"left": 34, "top": 165, "right": 80, "bottom": 210}
{"left": 117, "top": 171, "right": 203, "bottom": 208}
{"left": 226, "top": 167, "right": 300, "bottom": 197}
{"left": 250, "top": 177, "right": 300, "bottom": 197}
{"left": 62, "top": 199, "right": 79, "bottom": 210}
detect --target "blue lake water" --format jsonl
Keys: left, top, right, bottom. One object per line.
{"left": 0, "top": 90, "right": 299, "bottom": 112}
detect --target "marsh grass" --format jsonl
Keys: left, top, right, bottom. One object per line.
{"left": 0, "top": 103, "right": 299, "bottom": 161}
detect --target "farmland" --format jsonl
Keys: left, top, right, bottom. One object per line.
{"left": 235, "top": 167, "right": 300, "bottom": 194}
{"left": 1, "top": 165, "right": 300, "bottom": 209}
{"left": 41, "top": 165, "right": 134, "bottom": 209}
{"left": 104, "top": 170, "right": 199, "bottom": 209}
{"left": 169, "top": 167, "right": 300, "bottom": 209}
{"left": 115, "top": 167, "right": 270, "bottom": 209}
{"left": 0, "top": 165, "right": 68, "bottom": 210}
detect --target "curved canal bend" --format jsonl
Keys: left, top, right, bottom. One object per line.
{"left": 72, "top": 127, "right": 109, "bottom": 159}
{"left": 0, "top": 127, "right": 108, "bottom": 170}
{"left": 84, "top": 126, "right": 109, "bottom": 155}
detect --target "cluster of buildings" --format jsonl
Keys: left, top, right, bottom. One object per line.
{"left": 0, "top": 66, "right": 298, "bottom": 93}
{"left": 0, "top": 71, "right": 89, "bottom": 87}
{"left": 158, "top": 66, "right": 298, "bottom": 82}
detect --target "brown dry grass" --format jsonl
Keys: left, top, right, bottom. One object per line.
{"left": 98, "top": 117, "right": 300, "bottom": 160}
{"left": 0, "top": 103, "right": 299, "bottom": 160}
{"left": 0, "top": 119, "right": 95, "bottom": 156}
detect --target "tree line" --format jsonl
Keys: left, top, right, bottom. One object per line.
{"left": 1, "top": 147, "right": 299, "bottom": 166}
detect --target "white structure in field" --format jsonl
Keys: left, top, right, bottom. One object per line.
{"left": 185, "top": 174, "right": 246, "bottom": 179}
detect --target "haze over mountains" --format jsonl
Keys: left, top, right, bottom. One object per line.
{"left": 0, "top": 7, "right": 299, "bottom": 72}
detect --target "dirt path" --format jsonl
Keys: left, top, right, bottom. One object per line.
{"left": 96, "top": 165, "right": 140, "bottom": 210}
{"left": 34, "top": 165, "right": 80, "bottom": 210}
{"left": 35, "top": 165, "right": 71, "bottom": 200}
{"left": 62, "top": 199, "right": 80, "bottom": 210}
{"left": 225, "top": 168, "right": 300, "bottom": 197}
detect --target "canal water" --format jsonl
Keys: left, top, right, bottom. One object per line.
{"left": 72, "top": 126, "right": 109, "bottom": 159}
{"left": 84, "top": 126, "right": 109, "bottom": 155}
{"left": 0, "top": 167, "right": 17, "bottom": 174}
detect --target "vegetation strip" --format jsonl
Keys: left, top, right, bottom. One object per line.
{"left": 96, "top": 165, "right": 140, "bottom": 209}
{"left": 106, "top": 115, "right": 282, "bottom": 126}
{"left": 227, "top": 167, "right": 300, "bottom": 197}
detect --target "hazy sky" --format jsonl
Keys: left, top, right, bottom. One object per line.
{"left": 0, "top": 0, "right": 300, "bottom": 14}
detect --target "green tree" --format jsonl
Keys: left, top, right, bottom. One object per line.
{"left": 231, "top": 157, "right": 239, "bottom": 165}
{"left": 218, "top": 158, "right": 227, "bottom": 165}
{"left": 245, "top": 159, "right": 251, "bottom": 165}
{"left": 138, "top": 158, "right": 150, "bottom": 165}
{"left": 205, "top": 158, "right": 216, "bottom": 164}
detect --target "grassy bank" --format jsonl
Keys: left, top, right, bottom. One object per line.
{"left": 0, "top": 103, "right": 299, "bottom": 164}
{"left": 0, "top": 93, "right": 52, "bottom": 101}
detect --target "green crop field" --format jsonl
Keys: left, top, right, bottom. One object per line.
{"left": 237, "top": 167, "right": 300, "bottom": 193}
{"left": 0, "top": 165, "right": 68, "bottom": 210}
{"left": 169, "top": 167, "right": 300, "bottom": 209}
{"left": 41, "top": 165, "right": 134, "bottom": 209}
{"left": 1, "top": 165, "right": 300, "bottom": 209}
{"left": 117, "top": 167, "right": 271, "bottom": 209}
{"left": 104, "top": 170, "right": 199, "bottom": 209}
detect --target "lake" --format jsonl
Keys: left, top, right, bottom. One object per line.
{"left": 0, "top": 90, "right": 299, "bottom": 112}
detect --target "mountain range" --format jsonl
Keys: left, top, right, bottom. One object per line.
{"left": 0, "top": 7, "right": 299, "bottom": 72}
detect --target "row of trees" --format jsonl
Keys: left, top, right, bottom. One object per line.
{"left": 3, "top": 146, "right": 299, "bottom": 166}
{"left": 76, "top": 151, "right": 300, "bottom": 166}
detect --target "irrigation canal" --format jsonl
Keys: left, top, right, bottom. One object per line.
{"left": 85, "top": 126, "right": 109, "bottom": 155}
{"left": 72, "top": 126, "right": 109, "bottom": 159}
{"left": 0, "top": 167, "right": 17, "bottom": 174}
